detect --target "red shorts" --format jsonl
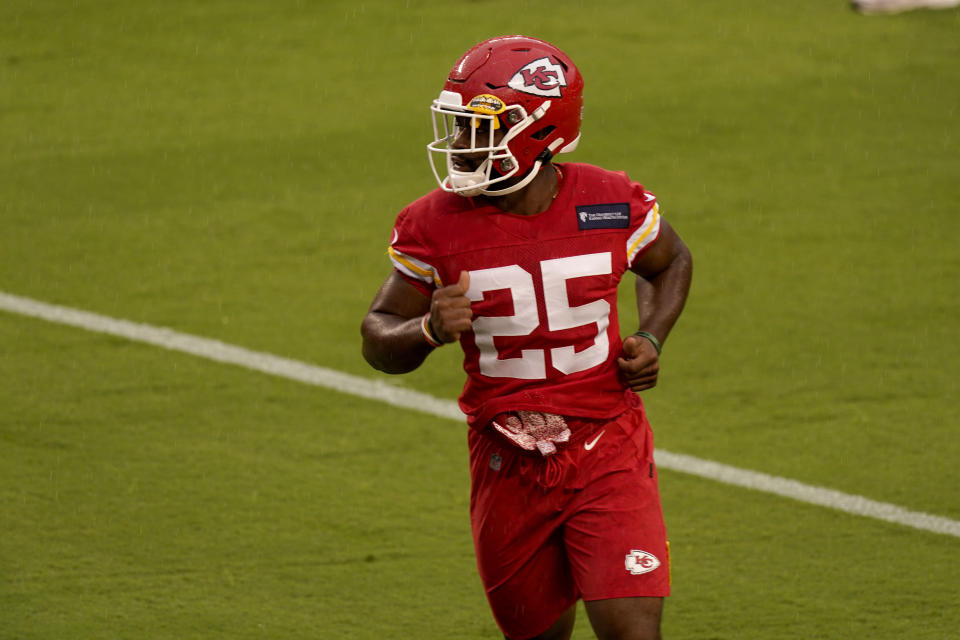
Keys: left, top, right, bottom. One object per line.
{"left": 468, "top": 403, "right": 670, "bottom": 639}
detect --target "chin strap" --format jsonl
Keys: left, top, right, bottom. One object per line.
{"left": 476, "top": 139, "right": 566, "bottom": 197}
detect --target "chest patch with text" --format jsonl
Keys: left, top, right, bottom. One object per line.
{"left": 576, "top": 203, "right": 631, "bottom": 230}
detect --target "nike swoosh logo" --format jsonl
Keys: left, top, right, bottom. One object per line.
{"left": 584, "top": 430, "right": 605, "bottom": 451}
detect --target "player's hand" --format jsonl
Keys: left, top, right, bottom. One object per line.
{"left": 429, "top": 271, "right": 473, "bottom": 343}
{"left": 618, "top": 334, "right": 660, "bottom": 391}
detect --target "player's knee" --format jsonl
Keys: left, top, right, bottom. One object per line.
{"left": 510, "top": 605, "right": 575, "bottom": 640}
{"left": 594, "top": 624, "right": 660, "bottom": 640}
{"left": 592, "top": 620, "right": 660, "bottom": 640}
{"left": 586, "top": 597, "right": 662, "bottom": 640}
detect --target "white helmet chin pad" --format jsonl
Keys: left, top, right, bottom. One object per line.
{"left": 446, "top": 168, "right": 487, "bottom": 197}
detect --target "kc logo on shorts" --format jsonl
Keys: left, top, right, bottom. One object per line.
{"left": 625, "top": 549, "right": 660, "bottom": 575}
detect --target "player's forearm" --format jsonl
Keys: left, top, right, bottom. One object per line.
{"left": 360, "top": 312, "right": 434, "bottom": 374}
{"left": 634, "top": 242, "right": 692, "bottom": 345}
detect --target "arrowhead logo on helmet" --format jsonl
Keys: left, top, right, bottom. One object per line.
{"left": 508, "top": 57, "right": 568, "bottom": 97}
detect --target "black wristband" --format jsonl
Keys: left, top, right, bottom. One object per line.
{"left": 634, "top": 331, "right": 662, "bottom": 355}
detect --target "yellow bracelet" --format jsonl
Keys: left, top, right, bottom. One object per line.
{"left": 421, "top": 314, "right": 443, "bottom": 348}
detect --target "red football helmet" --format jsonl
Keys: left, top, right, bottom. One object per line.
{"left": 427, "top": 35, "right": 584, "bottom": 197}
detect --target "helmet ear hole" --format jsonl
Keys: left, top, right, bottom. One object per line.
{"left": 531, "top": 125, "right": 556, "bottom": 141}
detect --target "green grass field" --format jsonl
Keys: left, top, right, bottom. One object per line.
{"left": 2, "top": 1, "right": 958, "bottom": 638}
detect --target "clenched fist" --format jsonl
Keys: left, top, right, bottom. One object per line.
{"left": 618, "top": 333, "right": 661, "bottom": 391}
{"left": 429, "top": 271, "right": 473, "bottom": 343}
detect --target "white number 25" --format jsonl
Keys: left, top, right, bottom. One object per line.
{"left": 466, "top": 252, "right": 612, "bottom": 379}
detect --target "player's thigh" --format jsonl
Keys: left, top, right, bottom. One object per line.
{"left": 584, "top": 597, "right": 663, "bottom": 640}
{"left": 508, "top": 603, "right": 576, "bottom": 640}
{"left": 480, "top": 527, "right": 579, "bottom": 639}
{"left": 562, "top": 412, "right": 670, "bottom": 601}
{"left": 469, "top": 431, "right": 578, "bottom": 639}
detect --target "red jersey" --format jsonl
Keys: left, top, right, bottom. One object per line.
{"left": 388, "top": 162, "right": 662, "bottom": 429}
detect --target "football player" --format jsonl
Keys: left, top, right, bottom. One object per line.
{"left": 361, "top": 35, "right": 692, "bottom": 640}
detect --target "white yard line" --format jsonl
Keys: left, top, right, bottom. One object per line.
{"left": 2, "top": 290, "right": 958, "bottom": 539}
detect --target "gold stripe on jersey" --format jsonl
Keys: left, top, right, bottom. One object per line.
{"left": 388, "top": 246, "right": 443, "bottom": 287}
{"left": 626, "top": 203, "right": 661, "bottom": 266}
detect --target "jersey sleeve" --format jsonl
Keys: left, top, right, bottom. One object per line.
{"left": 387, "top": 206, "right": 442, "bottom": 296}
{"left": 625, "top": 185, "right": 662, "bottom": 268}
